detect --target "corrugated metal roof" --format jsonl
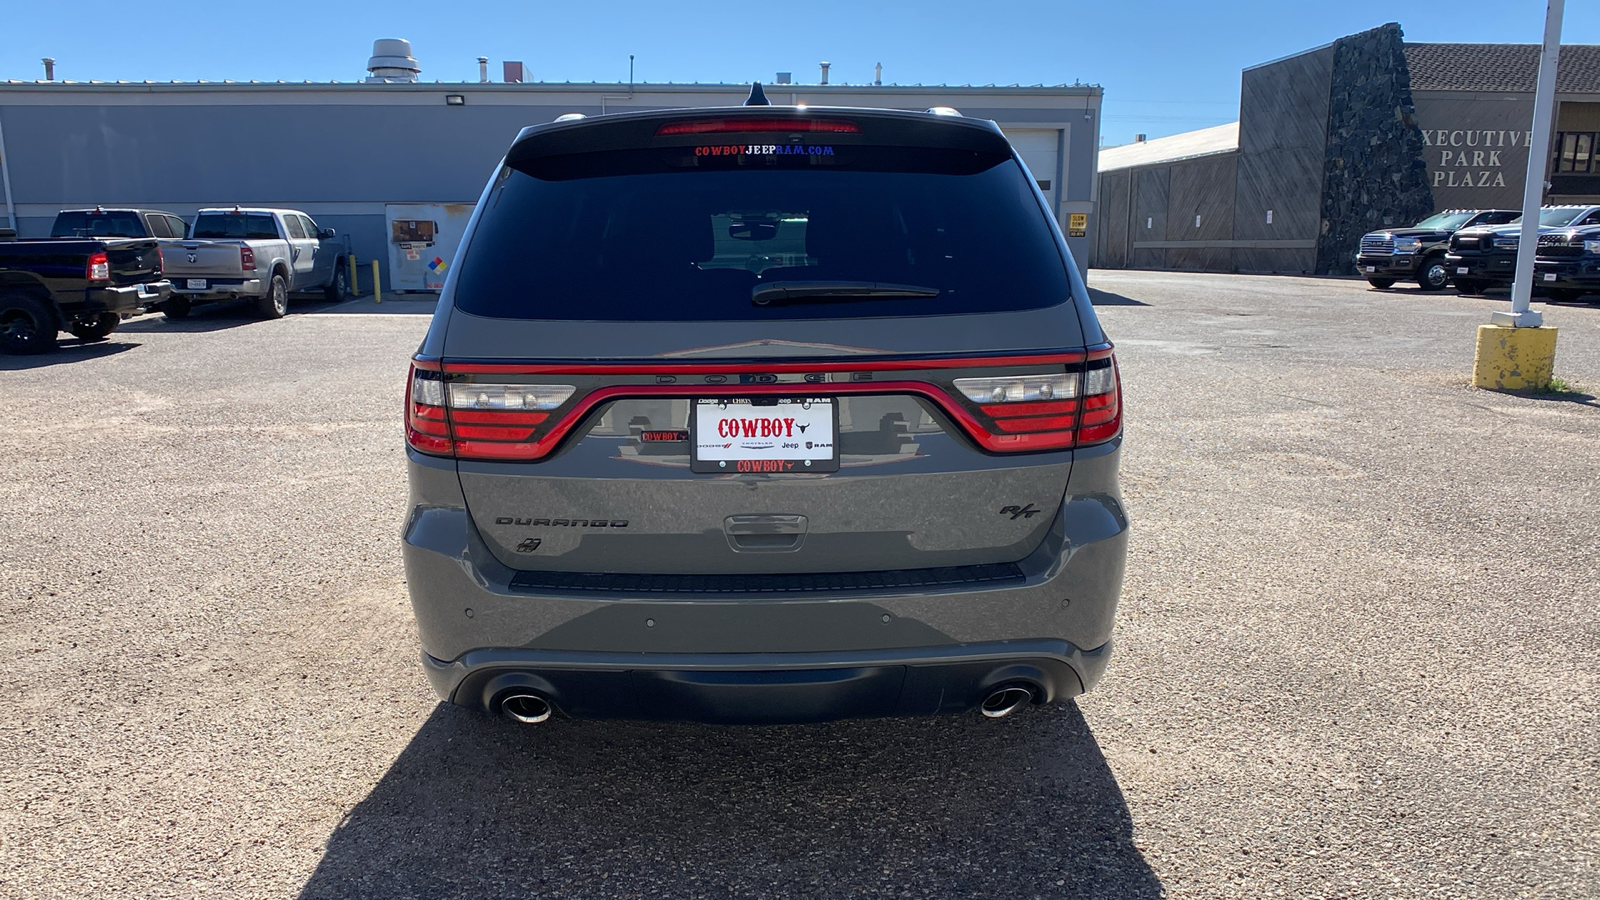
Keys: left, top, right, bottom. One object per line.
{"left": 1097, "top": 122, "right": 1238, "bottom": 172}
{"left": 1404, "top": 43, "right": 1600, "bottom": 93}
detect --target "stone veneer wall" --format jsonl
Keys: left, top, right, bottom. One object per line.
{"left": 1315, "top": 23, "right": 1435, "bottom": 275}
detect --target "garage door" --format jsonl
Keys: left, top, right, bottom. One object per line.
{"left": 1001, "top": 129, "right": 1060, "bottom": 210}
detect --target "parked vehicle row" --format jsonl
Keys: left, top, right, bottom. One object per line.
{"left": 0, "top": 206, "right": 353, "bottom": 353}
{"left": 1359, "top": 205, "right": 1600, "bottom": 302}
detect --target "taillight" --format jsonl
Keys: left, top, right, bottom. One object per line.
{"left": 405, "top": 362, "right": 577, "bottom": 460}
{"left": 956, "top": 350, "right": 1121, "bottom": 451}
{"left": 240, "top": 246, "right": 256, "bottom": 271}
{"left": 404, "top": 349, "right": 1121, "bottom": 462}
{"left": 405, "top": 365, "right": 452, "bottom": 456}
{"left": 86, "top": 251, "right": 110, "bottom": 282}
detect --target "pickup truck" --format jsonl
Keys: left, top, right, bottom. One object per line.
{"left": 1446, "top": 205, "right": 1600, "bottom": 295}
{"left": 51, "top": 207, "right": 190, "bottom": 243}
{"left": 1532, "top": 225, "right": 1600, "bottom": 302}
{"left": 159, "top": 207, "right": 352, "bottom": 319}
{"left": 1355, "top": 209, "right": 1518, "bottom": 290}
{"left": 0, "top": 236, "right": 170, "bottom": 354}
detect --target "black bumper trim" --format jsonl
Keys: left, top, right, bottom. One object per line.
{"left": 509, "top": 562, "right": 1026, "bottom": 596}
{"left": 424, "top": 638, "right": 1111, "bottom": 723}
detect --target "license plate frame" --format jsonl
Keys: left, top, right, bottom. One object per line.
{"left": 186, "top": 278, "right": 207, "bottom": 290}
{"left": 690, "top": 397, "right": 839, "bottom": 474}
{"left": 1543, "top": 272, "right": 1557, "bottom": 281}
{"left": 1456, "top": 267, "right": 1470, "bottom": 275}
{"left": 1364, "top": 266, "right": 1376, "bottom": 273}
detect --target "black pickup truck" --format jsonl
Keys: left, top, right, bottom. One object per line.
{"left": 1532, "top": 225, "right": 1600, "bottom": 302}
{"left": 1355, "top": 209, "right": 1518, "bottom": 290}
{"left": 0, "top": 236, "right": 171, "bottom": 353}
{"left": 1446, "top": 205, "right": 1600, "bottom": 294}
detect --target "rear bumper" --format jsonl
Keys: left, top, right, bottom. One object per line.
{"left": 76, "top": 280, "right": 171, "bottom": 315}
{"left": 168, "top": 277, "right": 264, "bottom": 299}
{"left": 402, "top": 439, "right": 1128, "bottom": 722}
{"left": 424, "top": 639, "right": 1108, "bottom": 724}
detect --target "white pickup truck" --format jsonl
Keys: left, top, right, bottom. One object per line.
{"left": 159, "top": 207, "right": 352, "bottom": 319}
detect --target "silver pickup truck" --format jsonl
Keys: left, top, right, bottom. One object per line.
{"left": 159, "top": 207, "right": 352, "bottom": 319}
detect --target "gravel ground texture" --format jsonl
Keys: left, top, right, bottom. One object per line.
{"left": 0, "top": 275, "right": 1596, "bottom": 899}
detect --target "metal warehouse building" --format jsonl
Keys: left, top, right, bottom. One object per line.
{"left": 1092, "top": 23, "right": 1600, "bottom": 276}
{"left": 0, "top": 44, "right": 1102, "bottom": 289}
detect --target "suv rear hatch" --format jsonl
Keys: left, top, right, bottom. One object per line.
{"left": 417, "top": 108, "right": 1118, "bottom": 575}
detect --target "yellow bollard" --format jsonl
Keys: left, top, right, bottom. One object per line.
{"left": 347, "top": 255, "right": 359, "bottom": 297}
{"left": 371, "top": 259, "right": 381, "bottom": 304}
{"left": 1472, "top": 324, "right": 1558, "bottom": 390}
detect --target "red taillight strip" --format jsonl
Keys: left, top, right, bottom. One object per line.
{"left": 443, "top": 351, "right": 1089, "bottom": 375}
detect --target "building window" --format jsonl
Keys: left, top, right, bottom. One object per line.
{"left": 1555, "top": 131, "right": 1596, "bottom": 173}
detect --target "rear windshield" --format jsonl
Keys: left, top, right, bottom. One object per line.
{"left": 1413, "top": 211, "right": 1475, "bottom": 231}
{"left": 452, "top": 142, "right": 1071, "bottom": 320}
{"left": 51, "top": 211, "right": 145, "bottom": 237}
{"left": 192, "top": 213, "right": 279, "bottom": 240}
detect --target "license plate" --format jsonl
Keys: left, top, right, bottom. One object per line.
{"left": 691, "top": 398, "right": 838, "bottom": 474}
{"left": 1365, "top": 266, "right": 1376, "bottom": 273}
{"left": 186, "top": 279, "right": 207, "bottom": 290}
{"left": 1456, "top": 267, "right": 1469, "bottom": 275}
{"left": 1543, "top": 272, "right": 1557, "bottom": 281}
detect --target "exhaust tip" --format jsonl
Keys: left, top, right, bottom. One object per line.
{"left": 980, "top": 685, "right": 1036, "bottom": 719}
{"left": 500, "top": 693, "right": 553, "bottom": 724}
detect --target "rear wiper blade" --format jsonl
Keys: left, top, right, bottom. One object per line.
{"left": 751, "top": 281, "right": 941, "bottom": 307}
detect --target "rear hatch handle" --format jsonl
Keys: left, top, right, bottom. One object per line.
{"left": 724, "top": 514, "right": 808, "bottom": 552}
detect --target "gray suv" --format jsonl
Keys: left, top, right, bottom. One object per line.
{"left": 402, "top": 99, "right": 1127, "bottom": 725}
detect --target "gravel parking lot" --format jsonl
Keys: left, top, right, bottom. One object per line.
{"left": 1, "top": 274, "right": 1596, "bottom": 899}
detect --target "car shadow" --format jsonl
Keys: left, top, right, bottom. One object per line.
{"left": 311, "top": 296, "right": 440, "bottom": 314}
{"left": 115, "top": 297, "right": 345, "bottom": 333}
{"left": 297, "top": 702, "right": 1160, "bottom": 899}
{"left": 0, "top": 339, "right": 139, "bottom": 369}
{"left": 1087, "top": 287, "right": 1150, "bottom": 307}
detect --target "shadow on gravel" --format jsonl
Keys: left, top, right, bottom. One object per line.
{"left": 299, "top": 703, "right": 1159, "bottom": 900}
{"left": 311, "top": 296, "right": 439, "bottom": 314}
{"left": 117, "top": 298, "right": 345, "bottom": 333}
{"left": 0, "top": 339, "right": 139, "bottom": 369}
{"left": 1087, "top": 288, "right": 1149, "bottom": 307}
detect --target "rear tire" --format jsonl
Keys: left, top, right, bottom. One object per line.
{"left": 1546, "top": 288, "right": 1584, "bottom": 303}
{"left": 324, "top": 262, "right": 348, "bottom": 302}
{"left": 1366, "top": 278, "right": 1396, "bottom": 289}
{"left": 0, "top": 291, "right": 59, "bottom": 355}
{"left": 68, "top": 312, "right": 120, "bottom": 342}
{"left": 161, "top": 296, "right": 192, "bottom": 319}
{"left": 1416, "top": 256, "right": 1450, "bottom": 291}
{"left": 1454, "top": 278, "right": 1485, "bottom": 296}
{"left": 257, "top": 273, "right": 289, "bottom": 319}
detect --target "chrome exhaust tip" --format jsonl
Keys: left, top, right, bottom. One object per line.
{"left": 500, "top": 693, "right": 553, "bottom": 724}
{"left": 980, "top": 685, "right": 1036, "bottom": 719}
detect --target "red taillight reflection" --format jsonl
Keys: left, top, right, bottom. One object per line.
{"left": 655, "top": 118, "right": 861, "bottom": 136}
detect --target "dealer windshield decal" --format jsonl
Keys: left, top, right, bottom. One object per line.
{"left": 695, "top": 144, "right": 836, "bottom": 157}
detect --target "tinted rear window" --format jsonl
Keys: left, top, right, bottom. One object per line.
{"left": 52, "top": 211, "right": 145, "bottom": 237}
{"left": 453, "top": 141, "right": 1071, "bottom": 321}
{"left": 192, "top": 213, "right": 279, "bottom": 240}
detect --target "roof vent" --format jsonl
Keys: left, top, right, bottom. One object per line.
{"left": 775, "top": 72, "right": 792, "bottom": 85}
{"left": 365, "top": 39, "right": 420, "bottom": 83}
{"left": 819, "top": 61, "right": 830, "bottom": 85}
{"left": 1134, "top": 134, "right": 1146, "bottom": 142}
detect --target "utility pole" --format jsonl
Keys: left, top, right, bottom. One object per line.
{"left": 1497, "top": 0, "right": 1564, "bottom": 328}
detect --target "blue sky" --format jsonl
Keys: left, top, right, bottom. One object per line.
{"left": 3, "top": 1, "right": 1595, "bottom": 146}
